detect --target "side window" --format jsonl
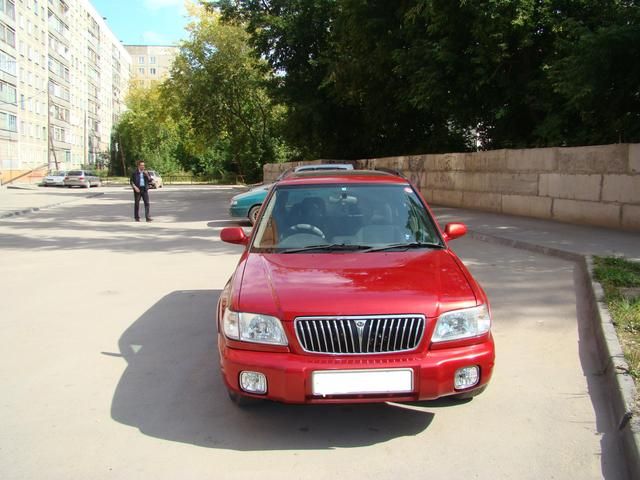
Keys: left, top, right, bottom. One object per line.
{"left": 404, "top": 193, "right": 438, "bottom": 243}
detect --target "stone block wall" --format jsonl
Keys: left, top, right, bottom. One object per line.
{"left": 263, "top": 143, "right": 640, "bottom": 231}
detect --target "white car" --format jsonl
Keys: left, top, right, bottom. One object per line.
{"left": 42, "top": 171, "right": 67, "bottom": 187}
{"left": 294, "top": 163, "right": 354, "bottom": 172}
{"left": 63, "top": 170, "right": 101, "bottom": 188}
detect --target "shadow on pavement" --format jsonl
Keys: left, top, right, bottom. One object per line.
{"left": 0, "top": 190, "right": 246, "bottom": 254}
{"left": 110, "top": 290, "right": 434, "bottom": 450}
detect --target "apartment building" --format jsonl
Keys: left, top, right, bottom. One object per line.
{"left": 0, "top": 0, "right": 131, "bottom": 182}
{"left": 125, "top": 44, "right": 177, "bottom": 88}
{"left": 0, "top": 0, "right": 19, "bottom": 177}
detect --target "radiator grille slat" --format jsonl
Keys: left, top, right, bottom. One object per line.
{"left": 295, "top": 315, "right": 425, "bottom": 354}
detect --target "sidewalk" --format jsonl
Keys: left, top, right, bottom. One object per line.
{"left": 432, "top": 205, "right": 640, "bottom": 261}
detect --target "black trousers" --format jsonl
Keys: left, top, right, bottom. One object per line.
{"left": 133, "top": 188, "right": 150, "bottom": 220}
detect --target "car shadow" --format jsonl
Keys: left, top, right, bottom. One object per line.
{"left": 110, "top": 290, "right": 435, "bottom": 450}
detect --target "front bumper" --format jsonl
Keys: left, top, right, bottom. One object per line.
{"left": 229, "top": 205, "right": 249, "bottom": 219}
{"left": 218, "top": 335, "right": 495, "bottom": 404}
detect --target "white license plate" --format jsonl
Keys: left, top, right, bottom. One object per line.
{"left": 312, "top": 368, "right": 414, "bottom": 396}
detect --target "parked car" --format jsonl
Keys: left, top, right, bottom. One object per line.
{"left": 228, "top": 164, "right": 354, "bottom": 225}
{"left": 63, "top": 170, "right": 101, "bottom": 188}
{"left": 229, "top": 183, "right": 273, "bottom": 225}
{"left": 147, "top": 170, "right": 163, "bottom": 189}
{"left": 42, "top": 171, "right": 67, "bottom": 187}
{"left": 293, "top": 163, "right": 353, "bottom": 172}
{"left": 218, "top": 169, "right": 495, "bottom": 406}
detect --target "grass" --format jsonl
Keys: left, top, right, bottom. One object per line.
{"left": 593, "top": 256, "right": 640, "bottom": 380}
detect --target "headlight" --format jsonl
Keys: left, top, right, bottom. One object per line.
{"left": 230, "top": 200, "right": 238, "bottom": 206}
{"left": 223, "top": 310, "right": 288, "bottom": 345}
{"left": 432, "top": 305, "right": 491, "bottom": 343}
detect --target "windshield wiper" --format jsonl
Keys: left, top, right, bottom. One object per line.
{"left": 281, "top": 243, "right": 373, "bottom": 254}
{"left": 362, "top": 241, "right": 444, "bottom": 253}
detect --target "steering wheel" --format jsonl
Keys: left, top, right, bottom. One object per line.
{"left": 288, "top": 224, "right": 325, "bottom": 238}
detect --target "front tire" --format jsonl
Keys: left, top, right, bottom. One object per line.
{"left": 248, "top": 205, "right": 261, "bottom": 225}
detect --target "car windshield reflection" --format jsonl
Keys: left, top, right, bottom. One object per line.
{"left": 251, "top": 184, "right": 443, "bottom": 252}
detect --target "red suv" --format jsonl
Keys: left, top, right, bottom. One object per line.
{"left": 218, "top": 169, "right": 495, "bottom": 405}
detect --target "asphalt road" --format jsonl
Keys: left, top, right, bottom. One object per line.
{"left": 0, "top": 186, "right": 627, "bottom": 479}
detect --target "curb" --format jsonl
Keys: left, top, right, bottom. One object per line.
{"left": 0, "top": 192, "right": 104, "bottom": 219}
{"left": 581, "top": 256, "right": 640, "bottom": 479}
{"left": 467, "top": 229, "right": 640, "bottom": 479}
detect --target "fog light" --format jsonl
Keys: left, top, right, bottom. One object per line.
{"left": 239, "top": 371, "right": 267, "bottom": 394}
{"left": 454, "top": 366, "right": 479, "bottom": 389}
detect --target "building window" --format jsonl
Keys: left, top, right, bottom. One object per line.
{"left": 0, "top": 110, "right": 18, "bottom": 132}
{"left": 0, "top": 80, "right": 16, "bottom": 104}
{"left": 150, "top": 56, "right": 156, "bottom": 64}
{"left": 0, "top": 50, "right": 16, "bottom": 76}
{"left": 0, "top": 1, "right": 16, "bottom": 20}
{"left": 53, "top": 125, "right": 68, "bottom": 142}
{"left": 0, "top": 21, "right": 16, "bottom": 48}
{"left": 138, "top": 56, "right": 144, "bottom": 64}
{"left": 138, "top": 67, "right": 144, "bottom": 75}
{"left": 150, "top": 68, "right": 156, "bottom": 75}
{"left": 52, "top": 103, "right": 69, "bottom": 122}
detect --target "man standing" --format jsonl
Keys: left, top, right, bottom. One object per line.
{"left": 130, "top": 161, "right": 153, "bottom": 222}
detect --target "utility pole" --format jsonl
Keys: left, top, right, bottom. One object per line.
{"left": 84, "top": 111, "right": 88, "bottom": 168}
{"left": 118, "top": 133, "right": 126, "bottom": 176}
{"left": 47, "top": 89, "right": 59, "bottom": 171}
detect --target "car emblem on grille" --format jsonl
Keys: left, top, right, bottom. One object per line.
{"left": 355, "top": 320, "right": 366, "bottom": 350}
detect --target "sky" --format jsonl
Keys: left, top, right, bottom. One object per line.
{"left": 90, "top": 0, "right": 193, "bottom": 46}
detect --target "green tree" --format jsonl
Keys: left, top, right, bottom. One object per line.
{"left": 544, "top": 2, "right": 640, "bottom": 144}
{"left": 165, "top": 4, "right": 293, "bottom": 181}
{"left": 113, "top": 85, "right": 185, "bottom": 176}
{"left": 212, "top": 0, "right": 640, "bottom": 155}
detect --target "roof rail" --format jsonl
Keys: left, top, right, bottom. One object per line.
{"left": 275, "top": 167, "right": 295, "bottom": 181}
{"left": 373, "top": 167, "right": 406, "bottom": 179}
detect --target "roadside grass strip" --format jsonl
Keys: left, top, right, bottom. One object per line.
{"left": 594, "top": 256, "right": 640, "bottom": 382}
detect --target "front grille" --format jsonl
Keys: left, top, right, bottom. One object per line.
{"left": 295, "top": 315, "right": 425, "bottom": 354}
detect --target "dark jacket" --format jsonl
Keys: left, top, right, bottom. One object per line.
{"left": 130, "top": 169, "right": 154, "bottom": 189}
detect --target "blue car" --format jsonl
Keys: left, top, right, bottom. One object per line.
{"left": 229, "top": 164, "right": 354, "bottom": 225}
{"left": 229, "top": 183, "right": 272, "bottom": 225}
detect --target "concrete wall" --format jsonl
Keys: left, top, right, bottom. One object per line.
{"left": 263, "top": 143, "right": 640, "bottom": 231}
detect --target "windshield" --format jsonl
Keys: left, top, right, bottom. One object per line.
{"left": 252, "top": 183, "right": 442, "bottom": 252}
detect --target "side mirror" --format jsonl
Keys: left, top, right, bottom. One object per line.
{"left": 443, "top": 222, "right": 467, "bottom": 241}
{"left": 220, "top": 227, "right": 249, "bottom": 245}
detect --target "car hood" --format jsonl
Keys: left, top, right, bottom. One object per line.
{"left": 236, "top": 250, "right": 477, "bottom": 320}
{"left": 232, "top": 185, "right": 271, "bottom": 201}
